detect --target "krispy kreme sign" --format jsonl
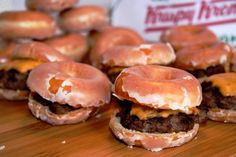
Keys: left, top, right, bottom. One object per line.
{"left": 112, "top": 0, "right": 236, "bottom": 47}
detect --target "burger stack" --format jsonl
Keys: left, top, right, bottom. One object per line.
{"left": 106, "top": 25, "right": 235, "bottom": 151}
{"left": 161, "top": 25, "right": 236, "bottom": 124}
{"left": 0, "top": 0, "right": 235, "bottom": 153}
{"left": 0, "top": 0, "right": 112, "bottom": 124}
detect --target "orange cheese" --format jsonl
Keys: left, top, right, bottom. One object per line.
{"left": 0, "top": 59, "right": 43, "bottom": 73}
{"left": 208, "top": 72, "right": 236, "bottom": 96}
{"left": 130, "top": 104, "right": 199, "bottom": 120}
{"left": 130, "top": 104, "right": 178, "bottom": 120}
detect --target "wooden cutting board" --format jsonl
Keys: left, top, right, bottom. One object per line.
{"left": 0, "top": 100, "right": 235, "bottom": 157}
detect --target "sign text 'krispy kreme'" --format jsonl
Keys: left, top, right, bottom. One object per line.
{"left": 112, "top": 0, "right": 236, "bottom": 47}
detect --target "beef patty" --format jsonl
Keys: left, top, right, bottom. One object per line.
{"left": 0, "top": 69, "right": 29, "bottom": 90}
{"left": 189, "top": 64, "right": 225, "bottom": 78}
{"left": 201, "top": 81, "right": 236, "bottom": 110}
{"left": 116, "top": 99, "right": 206, "bottom": 133}
{"left": 31, "top": 92, "right": 77, "bottom": 115}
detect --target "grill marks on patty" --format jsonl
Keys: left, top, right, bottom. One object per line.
{"left": 189, "top": 64, "right": 225, "bottom": 78}
{"left": 31, "top": 92, "right": 78, "bottom": 115}
{"left": 116, "top": 100, "right": 205, "bottom": 133}
{"left": 201, "top": 81, "right": 236, "bottom": 110}
{"left": 0, "top": 69, "right": 29, "bottom": 90}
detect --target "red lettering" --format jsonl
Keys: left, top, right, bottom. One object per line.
{"left": 145, "top": 1, "right": 236, "bottom": 33}
{"left": 198, "top": 1, "right": 211, "bottom": 19}
{"left": 145, "top": 5, "right": 194, "bottom": 25}
{"left": 198, "top": 1, "right": 236, "bottom": 20}
{"left": 145, "top": 6, "right": 157, "bottom": 24}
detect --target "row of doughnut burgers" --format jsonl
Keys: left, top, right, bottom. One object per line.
{"left": 0, "top": 0, "right": 111, "bottom": 129}
{"left": 109, "top": 26, "right": 236, "bottom": 151}
{"left": 0, "top": 0, "right": 235, "bottom": 152}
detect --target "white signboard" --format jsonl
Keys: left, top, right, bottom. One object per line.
{"left": 112, "top": 0, "right": 236, "bottom": 47}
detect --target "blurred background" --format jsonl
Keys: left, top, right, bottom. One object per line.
{"left": 0, "top": 0, "right": 235, "bottom": 46}
{"left": 0, "top": 0, "right": 112, "bottom": 11}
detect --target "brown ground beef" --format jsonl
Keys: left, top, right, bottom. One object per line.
{"left": 31, "top": 92, "right": 77, "bottom": 114}
{"left": 116, "top": 99, "right": 205, "bottom": 133}
{"left": 201, "top": 81, "right": 236, "bottom": 110}
{"left": 189, "top": 64, "right": 225, "bottom": 78}
{"left": 0, "top": 69, "right": 29, "bottom": 90}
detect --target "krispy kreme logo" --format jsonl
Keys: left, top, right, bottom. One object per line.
{"left": 144, "top": 0, "right": 236, "bottom": 32}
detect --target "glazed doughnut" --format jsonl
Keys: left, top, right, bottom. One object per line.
{"left": 161, "top": 25, "right": 218, "bottom": 50}
{"left": 0, "top": 11, "right": 56, "bottom": 39}
{"left": 207, "top": 109, "right": 236, "bottom": 123}
{"left": 44, "top": 33, "right": 88, "bottom": 61}
{"left": 231, "top": 53, "right": 236, "bottom": 72}
{"left": 200, "top": 72, "right": 236, "bottom": 123}
{"left": 0, "top": 40, "right": 18, "bottom": 63}
{"left": 13, "top": 42, "right": 72, "bottom": 62}
{"left": 27, "top": 61, "right": 111, "bottom": 125}
{"left": 110, "top": 65, "right": 202, "bottom": 151}
{"left": 87, "top": 25, "right": 111, "bottom": 48}
{"left": 110, "top": 115, "right": 199, "bottom": 152}
{"left": 114, "top": 65, "right": 202, "bottom": 114}
{"left": 90, "top": 27, "right": 144, "bottom": 67}
{"left": 101, "top": 43, "right": 176, "bottom": 82}
{"left": 26, "top": 0, "right": 79, "bottom": 12}
{"left": 0, "top": 42, "right": 71, "bottom": 100}
{"left": 59, "top": 5, "right": 109, "bottom": 32}
{"left": 102, "top": 43, "right": 175, "bottom": 67}
{"left": 173, "top": 42, "right": 234, "bottom": 78}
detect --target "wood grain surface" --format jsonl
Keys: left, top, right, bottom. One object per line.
{"left": 0, "top": 99, "right": 235, "bottom": 157}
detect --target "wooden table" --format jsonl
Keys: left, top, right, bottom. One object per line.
{"left": 0, "top": 100, "right": 235, "bottom": 157}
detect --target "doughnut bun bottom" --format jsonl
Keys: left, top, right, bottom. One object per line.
{"left": 0, "top": 88, "right": 29, "bottom": 100}
{"left": 109, "top": 114, "right": 199, "bottom": 152}
{"left": 28, "top": 95, "right": 98, "bottom": 125}
{"left": 207, "top": 108, "right": 236, "bottom": 123}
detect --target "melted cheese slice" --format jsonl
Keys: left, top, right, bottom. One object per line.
{"left": 208, "top": 73, "right": 236, "bottom": 96}
{"left": 0, "top": 59, "right": 43, "bottom": 73}
{"left": 130, "top": 104, "right": 199, "bottom": 120}
{"left": 108, "top": 67, "right": 125, "bottom": 75}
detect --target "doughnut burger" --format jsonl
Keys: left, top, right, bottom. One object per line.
{"left": 161, "top": 25, "right": 218, "bottom": 50}
{"left": 174, "top": 42, "right": 234, "bottom": 79}
{"left": 101, "top": 43, "right": 176, "bottom": 82}
{"left": 90, "top": 27, "right": 144, "bottom": 68}
{"left": 201, "top": 73, "right": 236, "bottom": 123}
{"left": 110, "top": 65, "right": 204, "bottom": 151}
{"left": 44, "top": 33, "right": 88, "bottom": 61}
{"left": 27, "top": 62, "right": 111, "bottom": 125}
{"left": 0, "top": 42, "right": 71, "bottom": 100}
